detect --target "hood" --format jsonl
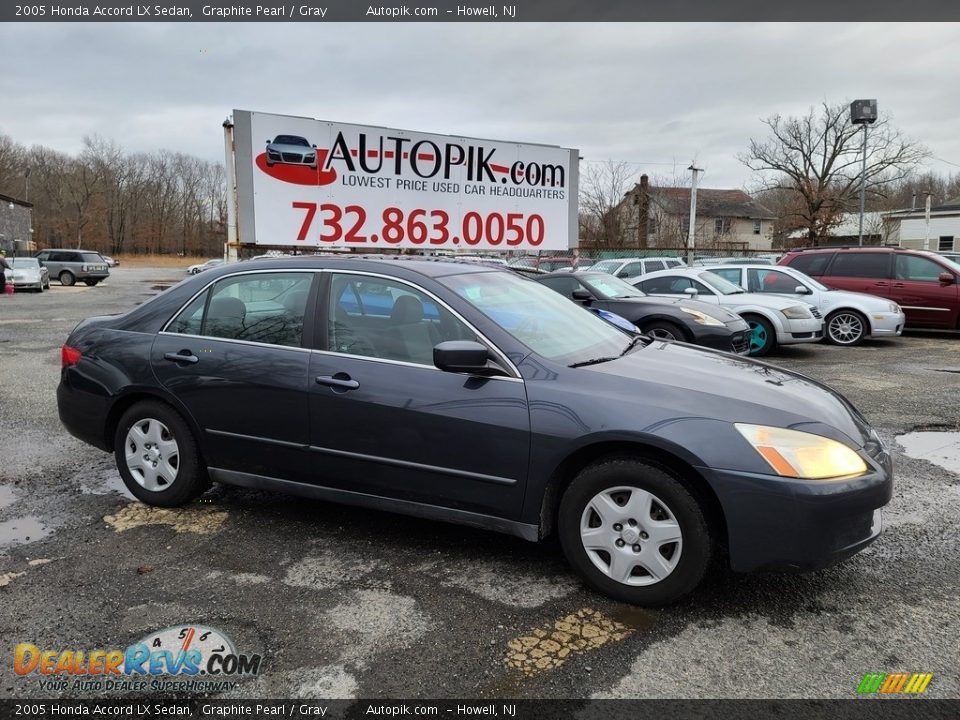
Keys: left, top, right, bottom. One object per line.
{"left": 587, "top": 341, "right": 871, "bottom": 448}
{"left": 607, "top": 296, "right": 742, "bottom": 323}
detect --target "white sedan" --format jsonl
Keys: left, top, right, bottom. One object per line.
{"left": 186, "top": 258, "right": 225, "bottom": 275}
{"left": 6, "top": 257, "right": 50, "bottom": 292}
{"left": 708, "top": 264, "right": 905, "bottom": 346}
{"left": 634, "top": 268, "right": 823, "bottom": 356}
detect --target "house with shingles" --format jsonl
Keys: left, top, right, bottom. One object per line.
{"left": 619, "top": 175, "right": 775, "bottom": 251}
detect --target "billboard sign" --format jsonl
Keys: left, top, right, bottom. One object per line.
{"left": 232, "top": 110, "right": 578, "bottom": 250}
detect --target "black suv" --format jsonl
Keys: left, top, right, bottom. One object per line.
{"left": 35, "top": 249, "right": 110, "bottom": 287}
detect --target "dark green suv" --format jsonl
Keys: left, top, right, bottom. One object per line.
{"left": 35, "top": 249, "right": 110, "bottom": 287}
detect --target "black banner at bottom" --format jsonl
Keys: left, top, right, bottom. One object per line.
{"left": 0, "top": 699, "right": 957, "bottom": 720}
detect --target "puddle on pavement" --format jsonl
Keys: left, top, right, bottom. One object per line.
{"left": 0, "top": 516, "right": 51, "bottom": 546}
{"left": 80, "top": 469, "right": 136, "bottom": 500}
{"left": 897, "top": 431, "right": 960, "bottom": 475}
{"left": 0, "top": 485, "right": 15, "bottom": 509}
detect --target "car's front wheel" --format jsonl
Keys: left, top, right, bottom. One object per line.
{"left": 641, "top": 321, "right": 687, "bottom": 342}
{"left": 825, "top": 310, "right": 867, "bottom": 346}
{"left": 743, "top": 314, "right": 776, "bottom": 356}
{"left": 558, "top": 459, "right": 712, "bottom": 605}
{"left": 114, "top": 400, "right": 209, "bottom": 507}
{"left": 59, "top": 271, "right": 75, "bottom": 287}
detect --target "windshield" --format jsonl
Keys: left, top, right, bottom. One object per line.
{"left": 440, "top": 271, "right": 632, "bottom": 365}
{"left": 273, "top": 135, "right": 309, "bottom": 146}
{"left": 584, "top": 274, "right": 646, "bottom": 299}
{"left": 698, "top": 271, "right": 746, "bottom": 295}
{"left": 941, "top": 256, "right": 960, "bottom": 274}
{"left": 588, "top": 260, "right": 622, "bottom": 274}
{"left": 789, "top": 270, "right": 828, "bottom": 291}
{"left": 11, "top": 258, "right": 39, "bottom": 268}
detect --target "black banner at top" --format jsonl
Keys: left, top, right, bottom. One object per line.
{"left": 2, "top": 0, "right": 958, "bottom": 22}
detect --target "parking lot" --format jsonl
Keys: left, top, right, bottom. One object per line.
{"left": 0, "top": 265, "right": 958, "bottom": 699}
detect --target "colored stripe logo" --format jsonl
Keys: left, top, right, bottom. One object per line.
{"left": 857, "top": 672, "right": 933, "bottom": 695}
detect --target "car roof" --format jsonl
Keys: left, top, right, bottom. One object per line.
{"left": 204, "top": 255, "right": 503, "bottom": 279}
{"left": 638, "top": 267, "right": 707, "bottom": 279}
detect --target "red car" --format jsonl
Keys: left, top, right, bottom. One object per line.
{"left": 779, "top": 247, "right": 960, "bottom": 329}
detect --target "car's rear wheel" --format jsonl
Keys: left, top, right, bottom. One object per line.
{"left": 825, "top": 310, "right": 867, "bottom": 346}
{"left": 743, "top": 314, "right": 775, "bottom": 356}
{"left": 59, "top": 271, "right": 75, "bottom": 287}
{"left": 114, "top": 401, "right": 209, "bottom": 507}
{"left": 558, "top": 458, "right": 712, "bottom": 605}
{"left": 83, "top": 279, "right": 100, "bottom": 287}
{"left": 641, "top": 321, "right": 687, "bottom": 342}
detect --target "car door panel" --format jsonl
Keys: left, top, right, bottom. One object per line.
{"left": 308, "top": 355, "right": 529, "bottom": 517}
{"left": 889, "top": 254, "right": 959, "bottom": 327}
{"left": 152, "top": 271, "right": 317, "bottom": 482}
{"left": 307, "top": 271, "right": 530, "bottom": 519}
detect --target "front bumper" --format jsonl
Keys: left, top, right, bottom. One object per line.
{"left": 869, "top": 311, "right": 906, "bottom": 337}
{"left": 692, "top": 322, "right": 750, "bottom": 355}
{"left": 12, "top": 278, "right": 43, "bottom": 289}
{"left": 777, "top": 316, "right": 824, "bottom": 345}
{"left": 701, "top": 446, "right": 893, "bottom": 573}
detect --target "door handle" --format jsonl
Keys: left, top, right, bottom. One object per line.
{"left": 316, "top": 374, "right": 359, "bottom": 390}
{"left": 873, "top": 282, "right": 888, "bottom": 286}
{"left": 164, "top": 351, "right": 199, "bottom": 364}
{"left": 892, "top": 283, "right": 905, "bottom": 288}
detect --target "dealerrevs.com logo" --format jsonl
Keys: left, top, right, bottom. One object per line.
{"left": 14, "top": 625, "right": 262, "bottom": 693}
{"left": 257, "top": 129, "right": 567, "bottom": 192}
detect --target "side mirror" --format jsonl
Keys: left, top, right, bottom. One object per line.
{"left": 683, "top": 287, "right": 698, "bottom": 298}
{"left": 266, "top": 139, "right": 273, "bottom": 145}
{"left": 312, "top": 144, "right": 317, "bottom": 148}
{"left": 571, "top": 289, "right": 593, "bottom": 303}
{"left": 434, "top": 341, "right": 500, "bottom": 376}
{"left": 794, "top": 285, "right": 811, "bottom": 294}
{"left": 939, "top": 272, "right": 955, "bottom": 284}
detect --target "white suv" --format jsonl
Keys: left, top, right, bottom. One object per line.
{"left": 709, "top": 264, "right": 905, "bottom": 346}
{"left": 587, "top": 256, "right": 686, "bottom": 281}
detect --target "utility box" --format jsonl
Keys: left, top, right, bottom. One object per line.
{"left": 850, "top": 99, "right": 878, "bottom": 125}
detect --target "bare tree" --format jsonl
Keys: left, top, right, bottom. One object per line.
{"left": 578, "top": 161, "right": 638, "bottom": 248}
{"left": 740, "top": 102, "right": 929, "bottom": 244}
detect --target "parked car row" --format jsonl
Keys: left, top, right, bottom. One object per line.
{"left": 34, "top": 249, "right": 110, "bottom": 287}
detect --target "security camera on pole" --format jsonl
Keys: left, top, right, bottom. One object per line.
{"left": 850, "top": 99, "right": 878, "bottom": 246}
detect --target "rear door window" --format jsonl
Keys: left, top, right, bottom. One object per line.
{"left": 711, "top": 268, "right": 742, "bottom": 285}
{"left": 788, "top": 253, "right": 834, "bottom": 276}
{"left": 828, "top": 252, "right": 891, "bottom": 279}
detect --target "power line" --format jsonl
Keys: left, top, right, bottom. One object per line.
{"left": 930, "top": 156, "right": 960, "bottom": 169}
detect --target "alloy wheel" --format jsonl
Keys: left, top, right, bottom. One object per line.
{"left": 827, "top": 312, "right": 864, "bottom": 345}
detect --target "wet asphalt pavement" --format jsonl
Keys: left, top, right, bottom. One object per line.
{"left": 0, "top": 266, "right": 958, "bottom": 700}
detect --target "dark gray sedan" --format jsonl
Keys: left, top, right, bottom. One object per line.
{"left": 537, "top": 271, "right": 751, "bottom": 354}
{"left": 57, "top": 257, "right": 892, "bottom": 605}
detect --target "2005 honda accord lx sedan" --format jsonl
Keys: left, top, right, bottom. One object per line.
{"left": 58, "top": 257, "right": 893, "bottom": 605}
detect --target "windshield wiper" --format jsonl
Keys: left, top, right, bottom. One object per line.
{"left": 569, "top": 356, "right": 618, "bottom": 368}
{"left": 619, "top": 335, "right": 646, "bottom": 356}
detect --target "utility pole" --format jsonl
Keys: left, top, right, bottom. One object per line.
{"left": 686, "top": 164, "right": 702, "bottom": 265}
{"left": 850, "top": 99, "right": 878, "bottom": 246}
{"left": 924, "top": 192, "right": 932, "bottom": 250}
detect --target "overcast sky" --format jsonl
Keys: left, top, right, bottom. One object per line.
{"left": 2, "top": 22, "right": 959, "bottom": 189}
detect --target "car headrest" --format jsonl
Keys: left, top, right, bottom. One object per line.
{"left": 391, "top": 295, "right": 423, "bottom": 324}
{"left": 207, "top": 296, "right": 246, "bottom": 321}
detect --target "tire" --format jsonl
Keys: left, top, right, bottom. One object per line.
{"left": 558, "top": 458, "right": 713, "bottom": 606}
{"left": 83, "top": 279, "right": 100, "bottom": 287}
{"left": 825, "top": 309, "right": 867, "bottom": 346}
{"left": 743, "top": 314, "right": 776, "bottom": 356}
{"left": 59, "top": 271, "right": 76, "bottom": 287}
{"left": 641, "top": 321, "right": 687, "bottom": 342}
{"left": 114, "top": 400, "right": 209, "bottom": 507}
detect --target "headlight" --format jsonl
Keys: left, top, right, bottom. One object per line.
{"left": 735, "top": 423, "right": 867, "bottom": 480}
{"left": 680, "top": 307, "right": 724, "bottom": 327}
{"left": 780, "top": 305, "right": 813, "bottom": 320}
{"left": 889, "top": 303, "right": 900, "bottom": 313}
